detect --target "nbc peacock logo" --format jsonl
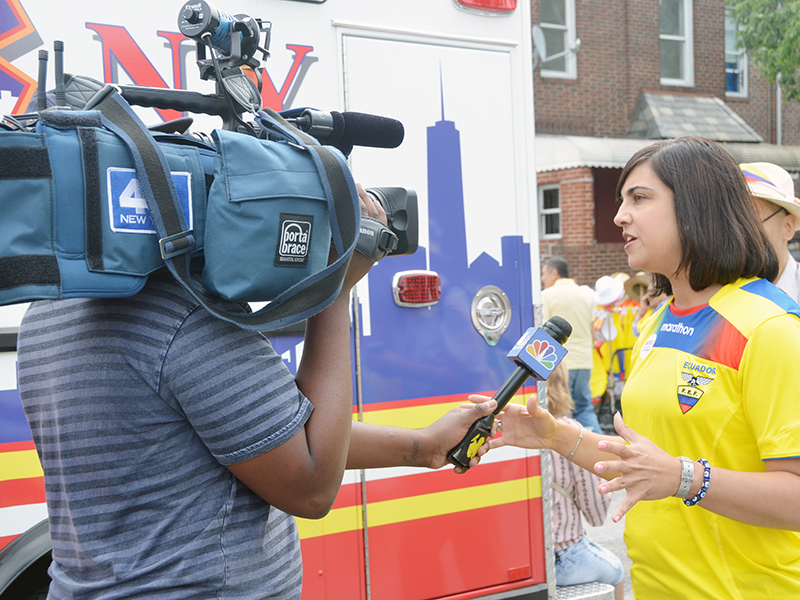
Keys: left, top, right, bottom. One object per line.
{"left": 525, "top": 340, "right": 558, "bottom": 370}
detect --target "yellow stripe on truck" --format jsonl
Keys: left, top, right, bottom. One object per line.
{"left": 297, "top": 476, "right": 541, "bottom": 540}
{"left": 0, "top": 449, "right": 44, "bottom": 482}
{"left": 356, "top": 402, "right": 461, "bottom": 428}
{"left": 297, "top": 503, "right": 364, "bottom": 539}
{"left": 359, "top": 395, "right": 528, "bottom": 429}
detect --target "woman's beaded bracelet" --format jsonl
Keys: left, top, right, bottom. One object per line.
{"left": 683, "top": 458, "right": 711, "bottom": 507}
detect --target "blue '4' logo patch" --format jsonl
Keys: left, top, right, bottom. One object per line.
{"left": 107, "top": 168, "right": 192, "bottom": 234}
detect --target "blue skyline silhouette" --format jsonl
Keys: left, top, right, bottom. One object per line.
{"left": 348, "top": 108, "right": 534, "bottom": 403}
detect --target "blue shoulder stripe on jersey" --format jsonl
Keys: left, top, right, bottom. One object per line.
{"left": 741, "top": 278, "right": 800, "bottom": 318}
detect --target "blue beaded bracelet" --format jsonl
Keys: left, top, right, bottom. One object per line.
{"left": 683, "top": 458, "right": 711, "bottom": 507}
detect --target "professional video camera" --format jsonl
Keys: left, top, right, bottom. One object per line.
{"left": 10, "top": 1, "right": 417, "bottom": 260}
{"left": 0, "top": 1, "right": 420, "bottom": 329}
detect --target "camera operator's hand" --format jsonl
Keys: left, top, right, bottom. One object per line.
{"left": 335, "top": 183, "right": 388, "bottom": 294}
{"left": 359, "top": 182, "right": 387, "bottom": 223}
{"left": 347, "top": 398, "right": 498, "bottom": 473}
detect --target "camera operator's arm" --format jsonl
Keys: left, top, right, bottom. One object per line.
{"left": 347, "top": 399, "right": 497, "bottom": 472}
{"left": 227, "top": 185, "right": 383, "bottom": 519}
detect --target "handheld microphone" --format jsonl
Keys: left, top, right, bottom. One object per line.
{"left": 447, "top": 316, "right": 572, "bottom": 470}
{"left": 286, "top": 108, "right": 405, "bottom": 155}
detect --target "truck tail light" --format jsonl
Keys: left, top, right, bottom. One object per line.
{"left": 392, "top": 271, "right": 441, "bottom": 307}
{"left": 453, "top": 0, "right": 517, "bottom": 14}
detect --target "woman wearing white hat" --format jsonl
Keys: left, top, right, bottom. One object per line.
{"left": 740, "top": 162, "right": 800, "bottom": 303}
{"left": 485, "top": 138, "right": 800, "bottom": 599}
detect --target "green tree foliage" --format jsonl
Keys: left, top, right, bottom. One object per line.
{"left": 729, "top": 0, "right": 800, "bottom": 102}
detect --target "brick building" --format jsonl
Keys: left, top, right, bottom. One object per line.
{"left": 532, "top": 0, "right": 800, "bottom": 287}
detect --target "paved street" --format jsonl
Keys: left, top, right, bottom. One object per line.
{"left": 583, "top": 491, "right": 633, "bottom": 600}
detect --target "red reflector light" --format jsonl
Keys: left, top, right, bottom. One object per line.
{"left": 454, "top": 0, "right": 517, "bottom": 13}
{"left": 392, "top": 271, "right": 441, "bottom": 307}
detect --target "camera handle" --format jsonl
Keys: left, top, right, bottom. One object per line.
{"left": 117, "top": 68, "right": 260, "bottom": 133}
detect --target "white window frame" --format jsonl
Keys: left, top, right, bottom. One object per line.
{"left": 540, "top": 0, "right": 577, "bottom": 79}
{"left": 725, "top": 8, "right": 747, "bottom": 98}
{"left": 659, "top": 0, "right": 694, "bottom": 87}
{"left": 539, "top": 184, "right": 562, "bottom": 239}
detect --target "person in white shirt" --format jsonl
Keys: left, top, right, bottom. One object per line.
{"left": 740, "top": 163, "right": 800, "bottom": 304}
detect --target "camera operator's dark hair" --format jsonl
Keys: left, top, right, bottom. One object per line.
{"left": 616, "top": 137, "right": 778, "bottom": 296}
{"left": 544, "top": 257, "right": 569, "bottom": 278}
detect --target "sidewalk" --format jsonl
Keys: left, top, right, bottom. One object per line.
{"left": 583, "top": 490, "right": 633, "bottom": 600}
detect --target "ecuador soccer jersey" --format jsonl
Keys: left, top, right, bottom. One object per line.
{"left": 621, "top": 278, "right": 800, "bottom": 599}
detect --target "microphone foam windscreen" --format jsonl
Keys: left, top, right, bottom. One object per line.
{"left": 340, "top": 112, "right": 405, "bottom": 148}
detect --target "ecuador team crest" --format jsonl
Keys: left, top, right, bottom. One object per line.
{"left": 676, "top": 365, "right": 715, "bottom": 413}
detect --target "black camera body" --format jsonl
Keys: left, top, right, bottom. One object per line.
{"left": 365, "top": 187, "right": 418, "bottom": 256}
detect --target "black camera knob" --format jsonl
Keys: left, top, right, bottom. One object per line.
{"left": 182, "top": 6, "right": 201, "bottom": 24}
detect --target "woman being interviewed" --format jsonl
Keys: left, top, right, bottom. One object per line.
{"left": 491, "top": 137, "right": 800, "bottom": 598}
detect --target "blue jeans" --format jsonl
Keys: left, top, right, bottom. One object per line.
{"left": 555, "top": 536, "right": 624, "bottom": 587}
{"left": 568, "top": 369, "right": 601, "bottom": 433}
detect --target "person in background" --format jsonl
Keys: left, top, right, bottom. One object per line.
{"left": 588, "top": 275, "right": 629, "bottom": 426}
{"left": 541, "top": 257, "right": 601, "bottom": 433}
{"left": 631, "top": 276, "right": 670, "bottom": 337}
{"left": 740, "top": 162, "right": 800, "bottom": 303}
{"left": 543, "top": 362, "right": 625, "bottom": 600}
{"left": 489, "top": 137, "right": 800, "bottom": 599}
{"left": 591, "top": 275, "right": 627, "bottom": 378}
{"left": 623, "top": 271, "right": 650, "bottom": 311}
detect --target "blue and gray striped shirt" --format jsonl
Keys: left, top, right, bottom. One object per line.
{"left": 17, "top": 273, "right": 313, "bottom": 599}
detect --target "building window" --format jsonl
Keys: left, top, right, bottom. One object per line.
{"left": 540, "top": 0, "right": 576, "bottom": 79}
{"left": 539, "top": 185, "right": 561, "bottom": 239}
{"left": 660, "top": 0, "right": 693, "bottom": 87}
{"left": 725, "top": 9, "right": 747, "bottom": 97}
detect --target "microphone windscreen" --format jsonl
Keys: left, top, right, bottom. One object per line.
{"left": 339, "top": 112, "right": 405, "bottom": 149}
{"left": 543, "top": 316, "right": 572, "bottom": 344}
{"left": 327, "top": 110, "right": 347, "bottom": 144}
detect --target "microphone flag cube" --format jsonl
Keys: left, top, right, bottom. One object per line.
{"left": 507, "top": 326, "right": 568, "bottom": 381}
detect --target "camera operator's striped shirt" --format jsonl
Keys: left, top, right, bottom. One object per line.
{"left": 17, "top": 272, "right": 312, "bottom": 599}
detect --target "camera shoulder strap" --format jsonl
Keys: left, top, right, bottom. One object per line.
{"left": 92, "top": 90, "right": 360, "bottom": 331}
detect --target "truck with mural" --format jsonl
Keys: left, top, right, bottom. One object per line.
{"left": 0, "top": 1, "right": 614, "bottom": 599}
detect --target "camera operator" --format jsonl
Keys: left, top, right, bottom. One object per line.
{"left": 16, "top": 184, "right": 496, "bottom": 600}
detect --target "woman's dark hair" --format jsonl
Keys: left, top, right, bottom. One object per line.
{"left": 615, "top": 137, "right": 778, "bottom": 295}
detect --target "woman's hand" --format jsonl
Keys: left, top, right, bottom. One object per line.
{"left": 594, "top": 412, "right": 684, "bottom": 522}
{"left": 487, "top": 394, "right": 560, "bottom": 451}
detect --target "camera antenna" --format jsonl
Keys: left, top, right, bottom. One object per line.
{"left": 37, "top": 50, "right": 48, "bottom": 112}
{"left": 54, "top": 41, "right": 67, "bottom": 108}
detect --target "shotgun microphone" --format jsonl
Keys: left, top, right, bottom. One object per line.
{"left": 285, "top": 108, "right": 404, "bottom": 155}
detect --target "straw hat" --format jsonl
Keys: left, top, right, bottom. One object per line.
{"left": 740, "top": 162, "right": 800, "bottom": 231}
{"left": 611, "top": 272, "right": 630, "bottom": 284}
{"left": 594, "top": 276, "right": 625, "bottom": 307}
{"left": 624, "top": 271, "right": 651, "bottom": 303}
